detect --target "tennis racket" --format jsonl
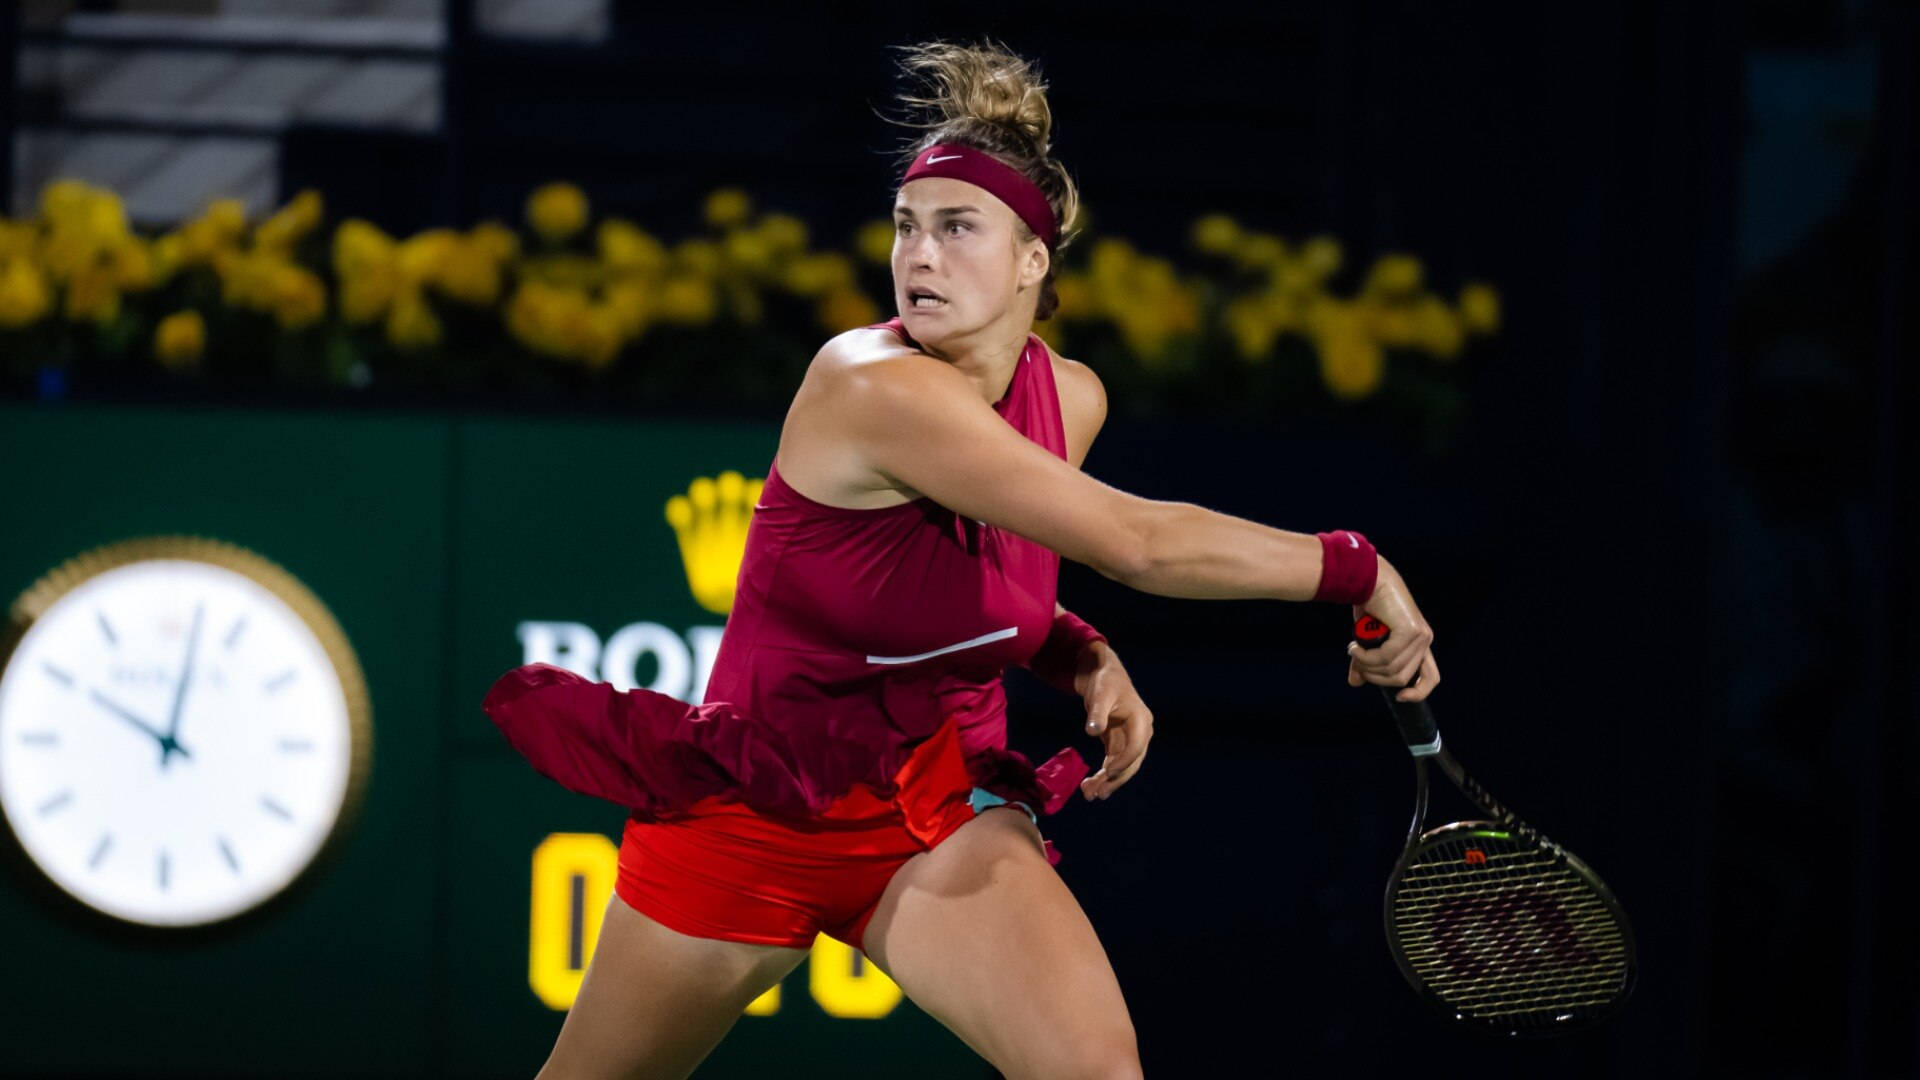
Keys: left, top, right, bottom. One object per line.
{"left": 1354, "top": 614, "right": 1637, "bottom": 1036}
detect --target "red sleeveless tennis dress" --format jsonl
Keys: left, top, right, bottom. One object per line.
{"left": 482, "top": 318, "right": 1088, "bottom": 949}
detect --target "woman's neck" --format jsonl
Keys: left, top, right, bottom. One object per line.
{"left": 919, "top": 319, "right": 1030, "bottom": 406}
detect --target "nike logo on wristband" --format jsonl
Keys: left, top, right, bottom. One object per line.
{"left": 1348, "top": 534, "right": 1359, "bottom": 548}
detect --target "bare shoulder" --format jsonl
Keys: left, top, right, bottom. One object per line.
{"left": 780, "top": 326, "right": 969, "bottom": 506}
{"left": 799, "top": 326, "right": 974, "bottom": 415}
{"left": 1046, "top": 347, "right": 1108, "bottom": 468}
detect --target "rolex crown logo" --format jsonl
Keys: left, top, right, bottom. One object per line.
{"left": 664, "top": 471, "right": 764, "bottom": 615}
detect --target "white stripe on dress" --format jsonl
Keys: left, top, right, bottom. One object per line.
{"left": 866, "top": 626, "right": 1020, "bottom": 665}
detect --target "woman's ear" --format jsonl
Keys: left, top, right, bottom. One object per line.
{"left": 1019, "top": 240, "right": 1051, "bottom": 291}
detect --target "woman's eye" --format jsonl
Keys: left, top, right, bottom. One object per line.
{"left": 896, "top": 221, "right": 912, "bottom": 235}
{"left": 946, "top": 222, "right": 968, "bottom": 236}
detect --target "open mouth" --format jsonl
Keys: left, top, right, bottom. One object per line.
{"left": 906, "top": 287, "right": 947, "bottom": 310}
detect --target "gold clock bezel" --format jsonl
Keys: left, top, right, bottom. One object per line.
{"left": 0, "top": 535, "right": 373, "bottom": 934}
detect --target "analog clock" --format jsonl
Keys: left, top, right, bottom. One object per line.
{"left": 0, "top": 537, "right": 370, "bottom": 928}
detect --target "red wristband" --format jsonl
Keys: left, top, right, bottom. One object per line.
{"left": 1313, "top": 530, "right": 1379, "bottom": 605}
{"left": 1027, "top": 610, "right": 1108, "bottom": 694}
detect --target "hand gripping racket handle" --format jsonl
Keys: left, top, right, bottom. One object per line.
{"left": 1354, "top": 615, "right": 1440, "bottom": 755}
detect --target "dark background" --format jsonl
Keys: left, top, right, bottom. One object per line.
{"left": 4, "top": 1, "right": 1915, "bottom": 1076}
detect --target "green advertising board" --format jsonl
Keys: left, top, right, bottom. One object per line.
{"left": 0, "top": 402, "right": 984, "bottom": 1078}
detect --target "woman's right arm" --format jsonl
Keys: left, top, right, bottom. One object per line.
{"left": 819, "top": 343, "right": 1438, "bottom": 698}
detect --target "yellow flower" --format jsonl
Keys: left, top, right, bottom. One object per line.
{"left": 755, "top": 214, "right": 808, "bottom": 258}
{"left": 518, "top": 253, "right": 603, "bottom": 289}
{"left": 598, "top": 219, "right": 665, "bottom": 277}
{"left": 1191, "top": 213, "right": 1241, "bottom": 257}
{"left": 107, "top": 238, "right": 154, "bottom": 291}
{"left": 1298, "top": 235, "right": 1343, "bottom": 281}
{"left": 0, "top": 258, "right": 52, "bottom": 328}
{"left": 1114, "top": 304, "right": 1176, "bottom": 365}
{"left": 385, "top": 286, "right": 442, "bottom": 349}
{"left": 672, "top": 239, "right": 723, "bottom": 278}
{"left": 154, "top": 310, "right": 206, "bottom": 369}
{"left": 215, "top": 250, "right": 276, "bottom": 309}
{"left": 396, "top": 228, "right": 458, "bottom": 286}
{"left": 856, "top": 219, "right": 896, "bottom": 266}
{"left": 149, "top": 233, "right": 185, "bottom": 285}
{"left": 0, "top": 220, "right": 37, "bottom": 261}
{"left": 1224, "top": 294, "right": 1280, "bottom": 362}
{"left": 1088, "top": 238, "right": 1135, "bottom": 299}
{"left": 576, "top": 304, "right": 625, "bottom": 369}
{"left": 602, "top": 278, "right": 652, "bottom": 337}
{"left": 340, "top": 260, "right": 398, "bottom": 324}
{"left": 1312, "top": 301, "right": 1385, "bottom": 400}
{"left": 64, "top": 262, "right": 121, "bottom": 324}
{"left": 433, "top": 237, "right": 502, "bottom": 306}
{"left": 780, "top": 252, "right": 854, "bottom": 297}
{"left": 83, "top": 190, "right": 130, "bottom": 243}
{"left": 202, "top": 199, "right": 249, "bottom": 242}
{"left": 255, "top": 189, "right": 324, "bottom": 251}
{"left": 703, "top": 188, "right": 752, "bottom": 229}
{"left": 1364, "top": 254, "right": 1424, "bottom": 296}
{"left": 527, "top": 182, "right": 589, "bottom": 243}
{"left": 1458, "top": 282, "right": 1501, "bottom": 334}
{"left": 1233, "top": 232, "right": 1287, "bottom": 271}
{"left": 1362, "top": 296, "right": 1420, "bottom": 349}
{"left": 656, "top": 274, "right": 718, "bottom": 325}
{"left": 39, "top": 179, "right": 93, "bottom": 225}
{"left": 468, "top": 220, "right": 520, "bottom": 263}
{"left": 508, "top": 281, "right": 590, "bottom": 357}
{"left": 722, "top": 227, "right": 775, "bottom": 276}
{"left": 1414, "top": 296, "right": 1464, "bottom": 360}
{"left": 270, "top": 263, "right": 327, "bottom": 330}
{"left": 175, "top": 216, "right": 236, "bottom": 267}
{"left": 817, "top": 287, "right": 880, "bottom": 333}
{"left": 333, "top": 219, "right": 396, "bottom": 277}
{"left": 1052, "top": 272, "right": 1093, "bottom": 319}
{"left": 37, "top": 229, "right": 96, "bottom": 283}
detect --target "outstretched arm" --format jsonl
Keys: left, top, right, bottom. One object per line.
{"left": 828, "top": 343, "right": 1439, "bottom": 700}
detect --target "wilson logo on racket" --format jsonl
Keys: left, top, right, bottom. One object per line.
{"left": 1463, "top": 849, "right": 1487, "bottom": 867}
{"left": 1431, "top": 889, "right": 1603, "bottom": 979}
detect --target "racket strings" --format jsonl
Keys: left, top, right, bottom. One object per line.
{"left": 1391, "top": 831, "right": 1630, "bottom": 1029}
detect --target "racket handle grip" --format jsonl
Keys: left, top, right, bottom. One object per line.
{"left": 1354, "top": 615, "right": 1440, "bottom": 754}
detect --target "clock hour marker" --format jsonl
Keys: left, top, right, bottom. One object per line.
{"left": 42, "top": 662, "right": 75, "bottom": 688}
{"left": 279, "top": 738, "right": 313, "bottom": 753}
{"left": 96, "top": 610, "right": 118, "bottom": 647}
{"left": 223, "top": 615, "right": 248, "bottom": 651}
{"left": 218, "top": 836, "right": 240, "bottom": 873}
{"left": 18, "top": 731, "right": 59, "bottom": 747}
{"left": 158, "top": 850, "right": 170, "bottom": 891}
{"left": 89, "top": 833, "right": 113, "bottom": 869}
{"left": 261, "top": 796, "right": 293, "bottom": 822}
{"left": 37, "top": 789, "right": 73, "bottom": 817}
{"left": 264, "top": 670, "right": 297, "bottom": 694}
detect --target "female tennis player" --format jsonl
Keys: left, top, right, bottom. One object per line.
{"left": 484, "top": 41, "right": 1439, "bottom": 1079}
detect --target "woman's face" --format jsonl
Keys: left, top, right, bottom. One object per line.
{"left": 891, "top": 176, "right": 1047, "bottom": 346}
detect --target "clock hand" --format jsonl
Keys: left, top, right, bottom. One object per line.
{"left": 87, "top": 688, "right": 192, "bottom": 761}
{"left": 161, "top": 604, "right": 204, "bottom": 769}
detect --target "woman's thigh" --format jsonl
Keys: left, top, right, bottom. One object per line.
{"left": 860, "top": 808, "right": 1142, "bottom": 1080}
{"left": 538, "top": 893, "right": 808, "bottom": 1080}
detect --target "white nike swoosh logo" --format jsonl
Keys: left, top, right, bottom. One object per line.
{"left": 867, "top": 626, "right": 1019, "bottom": 665}
{"left": 927, "top": 154, "right": 963, "bottom": 164}
{"left": 1348, "top": 534, "right": 1359, "bottom": 548}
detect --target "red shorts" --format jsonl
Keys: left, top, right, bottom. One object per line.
{"left": 615, "top": 717, "right": 1038, "bottom": 952}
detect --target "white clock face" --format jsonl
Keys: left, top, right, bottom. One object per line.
{"left": 0, "top": 555, "right": 364, "bottom": 927}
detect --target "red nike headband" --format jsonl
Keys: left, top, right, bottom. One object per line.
{"left": 901, "top": 144, "right": 1059, "bottom": 247}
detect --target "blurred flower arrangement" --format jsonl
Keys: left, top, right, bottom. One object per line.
{"left": 0, "top": 179, "right": 1498, "bottom": 447}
